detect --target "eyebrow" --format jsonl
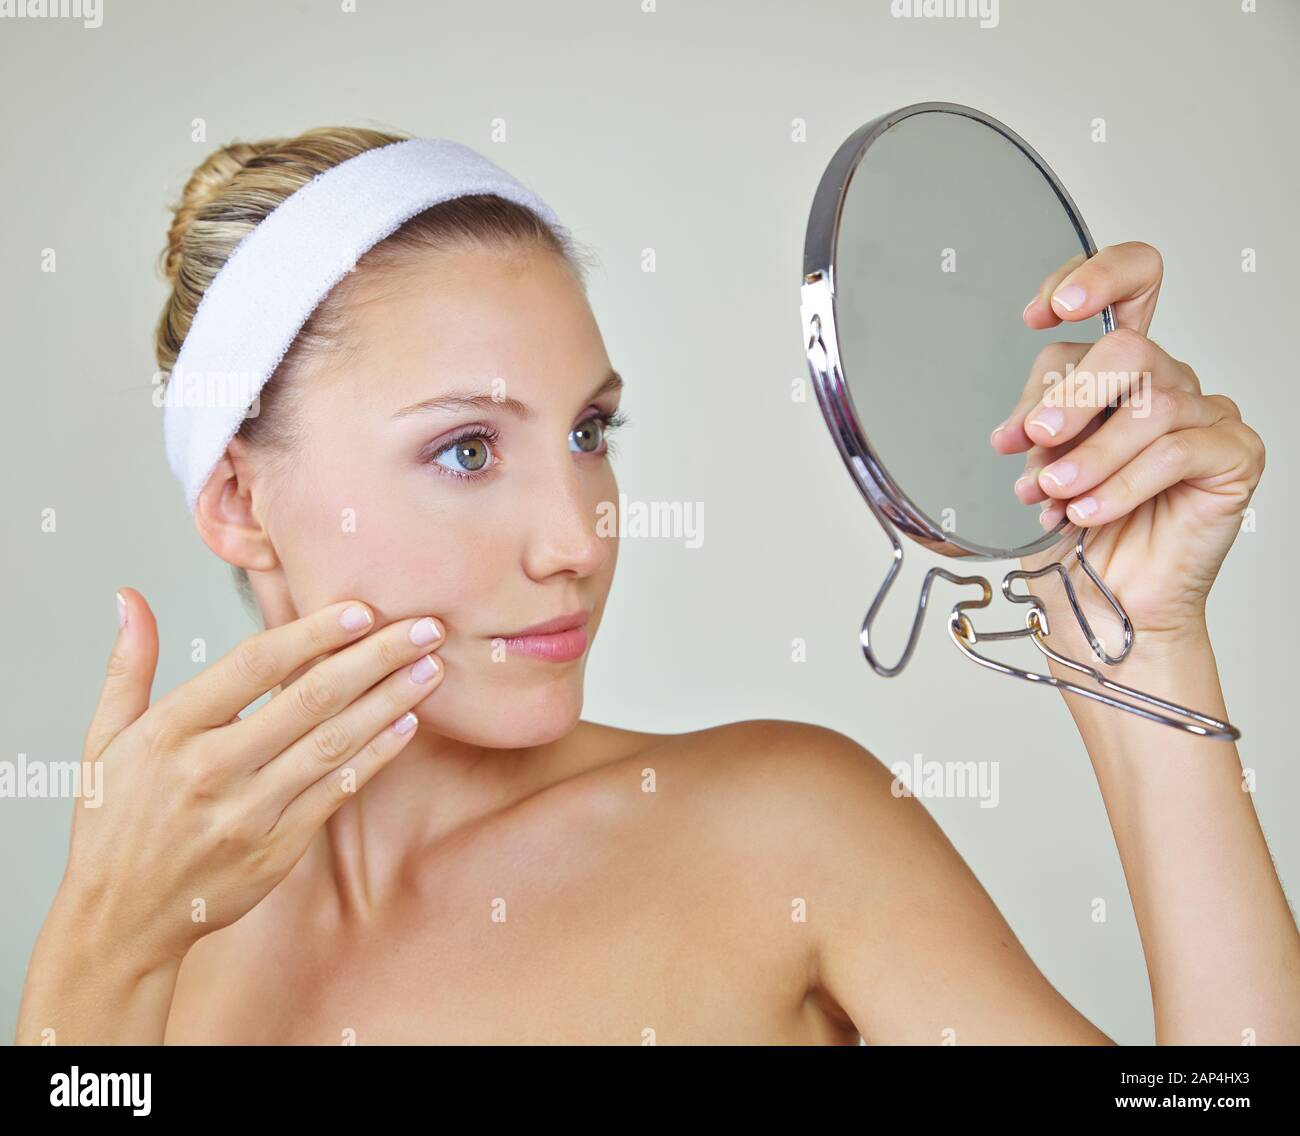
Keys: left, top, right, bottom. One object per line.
{"left": 391, "top": 368, "right": 624, "bottom": 421}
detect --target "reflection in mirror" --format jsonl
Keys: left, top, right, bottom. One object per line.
{"left": 834, "top": 110, "right": 1106, "bottom": 555}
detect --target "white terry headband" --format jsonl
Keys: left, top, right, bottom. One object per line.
{"left": 161, "top": 137, "right": 569, "bottom": 511}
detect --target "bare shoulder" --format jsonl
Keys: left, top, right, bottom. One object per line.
{"left": 578, "top": 715, "right": 885, "bottom": 773}
{"left": 638, "top": 717, "right": 908, "bottom": 882}
{"left": 562, "top": 716, "right": 899, "bottom": 885}
{"left": 548, "top": 718, "right": 889, "bottom": 1036}
{"left": 576, "top": 718, "right": 1112, "bottom": 1045}
{"left": 597, "top": 715, "right": 895, "bottom": 813}
{"left": 568, "top": 716, "right": 890, "bottom": 804}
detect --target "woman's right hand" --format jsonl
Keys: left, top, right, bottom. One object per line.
{"left": 58, "top": 589, "right": 446, "bottom": 973}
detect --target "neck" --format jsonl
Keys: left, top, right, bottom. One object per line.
{"left": 297, "top": 725, "right": 564, "bottom": 924}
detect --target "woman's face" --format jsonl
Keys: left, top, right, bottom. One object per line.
{"left": 255, "top": 245, "right": 621, "bottom": 748}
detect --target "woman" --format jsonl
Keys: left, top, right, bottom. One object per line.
{"left": 16, "top": 127, "right": 1299, "bottom": 1045}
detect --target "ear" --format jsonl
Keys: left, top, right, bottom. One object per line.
{"left": 193, "top": 436, "right": 279, "bottom": 571}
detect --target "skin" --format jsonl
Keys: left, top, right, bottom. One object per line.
{"left": 15, "top": 240, "right": 1300, "bottom": 1045}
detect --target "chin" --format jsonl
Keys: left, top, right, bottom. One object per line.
{"left": 412, "top": 669, "right": 586, "bottom": 749}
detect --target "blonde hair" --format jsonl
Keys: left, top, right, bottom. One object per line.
{"left": 154, "top": 126, "right": 595, "bottom": 611}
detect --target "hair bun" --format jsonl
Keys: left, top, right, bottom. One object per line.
{"left": 161, "top": 138, "right": 285, "bottom": 284}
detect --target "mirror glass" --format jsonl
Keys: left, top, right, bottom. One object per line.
{"left": 834, "top": 109, "right": 1107, "bottom": 555}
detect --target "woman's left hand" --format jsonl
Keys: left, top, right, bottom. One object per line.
{"left": 990, "top": 241, "right": 1265, "bottom": 659}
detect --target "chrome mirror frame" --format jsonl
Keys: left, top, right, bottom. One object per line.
{"left": 800, "top": 100, "right": 1113, "bottom": 561}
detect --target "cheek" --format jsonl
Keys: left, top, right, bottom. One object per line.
{"left": 348, "top": 524, "right": 494, "bottom": 622}
{"left": 336, "top": 501, "right": 513, "bottom": 626}
{"left": 271, "top": 449, "right": 619, "bottom": 629}
{"left": 273, "top": 471, "right": 507, "bottom": 623}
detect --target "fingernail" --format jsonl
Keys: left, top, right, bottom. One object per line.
{"left": 410, "top": 654, "right": 440, "bottom": 683}
{"left": 1040, "top": 461, "right": 1077, "bottom": 489}
{"left": 1039, "top": 505, "right": 1055, "bottom": 529}
{"left": 116, "top": 591, "right": 127, "bottom": 629}
{"left": 1068, "top": 496, "right": 1099, "bottom": 519}
{"left": 1026, "top": 408, "right": 1064, "bottom": 438}
{"left": 339, "top": 605, "right": 372, "bottom": 631}
{"left": 393, "top": 711, "right": 418, "bottom": 735}
{"left": 1052, "top": 283, "right": 1086, "bottom": 313}
{"left": 990, "top": 417, "right": 1011, "bottom": 444}
{"left": 1022, "top": 298, "right": 1037, "bottom": 322}
{"left": 1014, "top": 470, "right": 1038, "bottom": 499}
{"left": 409, "top": 617, "right": 442, "bottom": 646}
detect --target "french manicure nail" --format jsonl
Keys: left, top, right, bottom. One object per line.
{"left": 116, "top": 591, "right": 127, "bottom": 629}
{"left": 410, "top": 654, "right": 440, "bottom": 683}
{"left": 339, "top": 605, "right": 372, "bottom": 631}
{"left": 1052, "top": 283, "right": 1086, "bottom": 312}
{"left": 410, "top": 617, "right": 441, "bottom": 646}
{"left": 1022, "top": 298, "right": 1037, "bottom": 321}
{"left": 1040, "top": 461, "right": 1077, "bottom": 489}
{"left": 1039, "top": 506, "right": 1055, "bottom": 529}
{"left": 990, "top": 417, "right": 1010, "bottom": 444}
{"left": 1026, "top": 408, "right": 1064, "bottom": 438}
{"left": 393, "top": 711, "right": 418, "bottom": 735}
{"left": 1068, "top": 496, "right": 1099, "bottom": 519}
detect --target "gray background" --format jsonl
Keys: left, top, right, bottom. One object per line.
{"left": 2, "top": 0, "right": 1296, "bottom": 1045}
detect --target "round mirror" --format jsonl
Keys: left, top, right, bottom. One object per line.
{"left": 802, "top": 102, "right": 1114, "bottom": 559}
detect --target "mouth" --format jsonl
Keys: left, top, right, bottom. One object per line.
{"left": 495, "top": 610, "right": 590, "bottom": 663}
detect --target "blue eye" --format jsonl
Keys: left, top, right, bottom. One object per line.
{"left": 430, "top": 430, "right": 497, "bottom": 476}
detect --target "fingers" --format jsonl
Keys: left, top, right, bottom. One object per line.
{"left": 1016, "top": 329, "right": 1196, "bottom": 453}
{"left": 249, "top": 644, "right": 446, "bottom": 821}
{"left": 1037, "top": 241, "right": 1164, "bottom": 335}
{"left": 228, "top": 615, "right": 445, "bottom": 764}
{"left": 1043, "top": 417, "right": 1262, "bottom": 529}
{"left": 1022, "top": 252, "right": 1086, "bottom": 330}
{"left": 1035, "top": 495, "right": 1068, "bottom": 532}
{"left": 1013, "top": 444, "right": 1054, "bottom": 505}
{"left": 1001, "top": 244, "right": 1169, "bottom": 451}
{"left": 1033, "top": 389, "right": 1234, "bottom": 516}
{"left": 268, "top": 697, "right": 434, "bottom": 846}
{"left": 84, "top": 588, "right": 160, "bottom": 760}
{"left": 154, "top": 600, "right": 380, "bottom": 733}
{"left": 1013, "top": 421, "right": 1103, "bottom": 505}
{"left": 1007, "top": 242, "right": 1258, "bottom": 537}
{"left": 279, "top": 714, "right": 419, "bottom": 840}
{"left": 991, "top": 341, "right": 1091, "bottom": 453}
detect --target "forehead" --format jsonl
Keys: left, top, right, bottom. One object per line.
{"left": 327, "top": 246, "right": 605, "bottom": 412}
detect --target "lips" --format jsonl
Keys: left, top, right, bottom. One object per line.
{"left": 497, "top": 610, "right": 590, "bottom": 662}
{"left": 502, "top": 610, "right": 589, "bottom": 637}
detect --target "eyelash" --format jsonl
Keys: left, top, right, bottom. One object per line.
{"left": 424, "top": 408, "right": 629, "bottom": 482}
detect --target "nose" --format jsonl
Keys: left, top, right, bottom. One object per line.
{"left": 520, "top": 458, "right": 613, "bottom": 582}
